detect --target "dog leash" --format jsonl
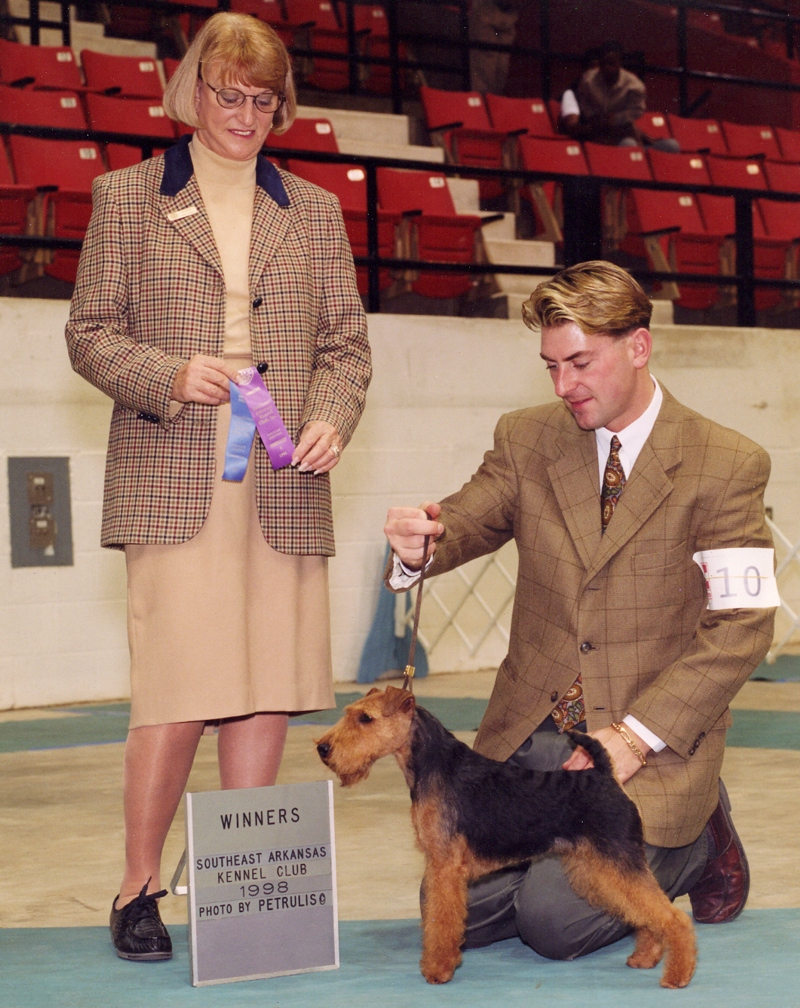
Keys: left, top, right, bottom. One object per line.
{"left": 401, "top": 515, "right": 433, "bottom": 693}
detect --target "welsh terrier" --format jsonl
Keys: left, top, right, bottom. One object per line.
{"left": 315, "top": 686, "right": 696, "bottom": 988}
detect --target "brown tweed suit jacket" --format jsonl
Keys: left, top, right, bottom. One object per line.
{"left": 66, "top": 136, "right": 371, "bottom": 554}
{"left": 427, "top": 387, "right": 774, "bottom": 847}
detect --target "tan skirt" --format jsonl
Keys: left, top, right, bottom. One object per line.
{"left": 125, "top": 384, "right": 334, "bottom": 729}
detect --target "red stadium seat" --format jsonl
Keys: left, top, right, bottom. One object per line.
{"left": 757, "top": 197, "right": 800, "bottom": 241}
{"left": 647, "top": 149, "right": 711, "bottom": 185}
{"left": 265, "top": 117, "right": 339, "bottom": 159}
{"left": 286, "top": 0, "right": 349, "bottom": 91}
{"left": 666, "top": 114, "right": 727, "bottom": 155}
{"left": 377, "top": 167, "right": 485, "bottom": 299}
{"left": 230, "top": 0, "right": 287, "bottom": 24}
{"left": 764, "top": 160, "right": 800, "bottom": 193}
{"left": 623, "top": 190, "right": 725, "bottom": 310}
{"left": 43, "top": 189, "right": 93, "bottom": 283}
{"left": 0, "top": 155, "right": 37, "bottom": 277}
{"left": 636, "top": 111, "right": 672, "bottom": 141}
{"left": 518, "top": 136, "right": 589, "bottom": 177}
{"left": 485, "top": 93, "right": 558, "bottom": 138}
{"left": 0, "top": 38, "right": 82, "bottom": 90}
{"left": 85, "top": 94, "right": 176, "bottom": 140}
{"left": 9, "top": 136, "right": 104, "bottom": 191}
{"left": 518, "top": 137, "right": 589, "bottom": 241}
{"left": 287, "top": 159, "right": 399, "bottom": 295}
{"left": 81, "top": 50, "right": 163, "bottom": 99}
{"left": 354, "top": 4, "right": 388, "bottom": 33}
{"left": 774, "top": 127, "right": 800, "bottom": 164}
{"left": 105, "top": 143, "right": 170, "bottom": 171}
{"left": 0, "top": 86, "right": 86, "bottom": 129}
{"left": 350, "top": 4, "right": 409, "bottom": 95}
{"left": 10, "top": 136, "right": 102, "bottom": 285}
{"left": 706, "top": 155, "right": 767, "bottom": 190}
{"left": 229, "top": 0, "right": 296, "bottom": 47}
{"left": 285, "top": 0, "right": 340, "bottom": 29}
{"left": 583, "top": 142, "right": 652, "bottom": 180}
{"left": 420, "top": 86, "right": 509, "bottom": 200}
{"left": 697, "top": 193, "right": 785, "bottom": 311}
{"left": 720, "top": 122, "right": 782, "bottom": 161}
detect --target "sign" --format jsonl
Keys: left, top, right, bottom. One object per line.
{"left": 186, "top": 780, "right": 338, "bottom": 986}
{"left": 692, "top": 547, "right": 780, "bottom": 610}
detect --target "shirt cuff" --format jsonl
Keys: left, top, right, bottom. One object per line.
{"left": 388, "top": 553, "right": 433, "bottom": 590}
{"left": 623, "top": 715, "right": 666, "bottom": 753}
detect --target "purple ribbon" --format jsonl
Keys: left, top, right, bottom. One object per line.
{"left": 231, "top": 366, "right": 294, "bottom": 471}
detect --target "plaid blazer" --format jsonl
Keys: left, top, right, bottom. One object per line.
{"left": 427, "top": 387, "right": 774, "bottom": 847}
{"left": 66, "top": 136, "right": 371, "bottom": 554}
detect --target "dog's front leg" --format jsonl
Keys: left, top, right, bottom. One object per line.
{"left": 419, "top": 850, "right": 469, "bottom": 984}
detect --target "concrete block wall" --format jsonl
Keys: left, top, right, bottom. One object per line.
{"left": 2, "top": 299, "right": 800, "bottom": 709}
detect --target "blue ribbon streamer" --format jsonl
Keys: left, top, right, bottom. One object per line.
{"left": 222, "top": 380, "right": 257, "bottom": 482}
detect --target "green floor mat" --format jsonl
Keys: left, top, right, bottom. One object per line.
{"left": 1, "top": 912, "right": 798, "bottom": 1008}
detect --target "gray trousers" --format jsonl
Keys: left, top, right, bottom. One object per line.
{"left": 463, "top": 721, "right": 708, "bottom": 960}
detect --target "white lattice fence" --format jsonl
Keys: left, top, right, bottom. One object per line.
{"left": 765, "top": 515, "right": 800, "bottom": 662}
{"left": 398, "top": 541, "right": 518, "bottom": 673}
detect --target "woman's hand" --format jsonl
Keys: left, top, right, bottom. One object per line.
{"left": 172, "top": 355, "right": 241, "bottom": 405}
{"left": 562, "top": 725, "right": 651, "bottom": 784}
{"left": 292, "top": 420, "right": 342, "bottom": 473}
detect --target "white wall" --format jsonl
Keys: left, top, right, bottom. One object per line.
{"left": 2, "top": 299, "right": 799, "bottom": 708}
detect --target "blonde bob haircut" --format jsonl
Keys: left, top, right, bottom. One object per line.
{"left": 163, "top": 12, "right": 296, "bottom": 134}
{"left": 522, "top": 260, "right": 652, "bottom": 336}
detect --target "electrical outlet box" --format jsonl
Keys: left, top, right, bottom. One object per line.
{"left": 8, "top": 457, "right": 74, "bottom": 567}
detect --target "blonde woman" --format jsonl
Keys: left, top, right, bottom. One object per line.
{"left": 66, "top": 12, "right": 370, "bottom": 960}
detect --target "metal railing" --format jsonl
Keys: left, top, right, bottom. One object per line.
{"left": 13, "top": 0, "right": 800, "bottom": 116}
{"left": 7, "top": 120, "right": 800, "bottom": 323}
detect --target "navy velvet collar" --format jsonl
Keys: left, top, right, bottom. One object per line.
{"left": 160, "top": 134, "right": 290, "bottom": 207}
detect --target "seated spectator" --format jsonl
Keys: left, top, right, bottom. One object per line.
{"left": 559, "top": 48, "right": 599, "bottom": 130}
{"left": 562, "top": 39, "right": 679, "bottom": 152}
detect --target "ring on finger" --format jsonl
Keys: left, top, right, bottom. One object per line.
{"left": 330, "top": 445, "right": 341, "bottom": 458}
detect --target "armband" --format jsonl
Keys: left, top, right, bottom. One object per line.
{"left": 692, "top": 548, "right": 779, "bottom": 610}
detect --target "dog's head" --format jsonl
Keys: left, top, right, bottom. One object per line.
{"left": 315, "top": 686, "right": 416, "bottom": 786}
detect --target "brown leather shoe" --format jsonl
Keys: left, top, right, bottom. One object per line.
{"left": 688, "top": 781, "right": 750, "bottom": 924}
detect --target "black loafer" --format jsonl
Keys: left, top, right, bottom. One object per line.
{"left": 110, "top": 883, "right": 172, "bottom": 961}
{"left": 688, "top": 781, "right": 750, "bottom": 924}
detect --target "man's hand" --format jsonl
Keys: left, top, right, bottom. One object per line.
{"left": 172, "top": 355, "right": 240, "bottom": 405}
{"left": 385, "top": 502, "right": 444, "bottom": 570}
{"left": 562, "top": 724, "right": 651, "bottom": 784}
{"left": 292, "top": 420, "right": 342, "bottom": 474}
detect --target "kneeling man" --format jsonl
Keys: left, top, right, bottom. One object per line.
{"left": 384, "top": 261, "right": 775, "bottom": 959}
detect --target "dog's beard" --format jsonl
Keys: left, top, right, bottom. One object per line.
{"left": 334, "top": 758, "right": 377, "bottom": 787}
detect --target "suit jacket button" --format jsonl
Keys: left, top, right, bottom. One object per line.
{"left": 550, "top": 690, "right": 559, "bottom": 703}
{"left": 252, "top": 297, "right": 263, "bottom": 308}
{"left": 580, "top": 641, "right": 593, "bottom": 654}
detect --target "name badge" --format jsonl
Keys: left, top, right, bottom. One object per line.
{"left": 166, "top": 205, "right": 198, "bottom": 222}
{"left": 692, "top": 548, "right": 779, "bottom": 609}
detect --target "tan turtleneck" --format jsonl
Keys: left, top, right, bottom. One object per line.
{"left": 189, "top": 136, "right": 256, "bottom": 359}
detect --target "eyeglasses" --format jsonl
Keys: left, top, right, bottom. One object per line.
{"left": 203, "top": 80, "right": 285, "bottom": 114}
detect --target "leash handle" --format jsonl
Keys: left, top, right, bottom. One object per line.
{"left": 402, "top": 511, "right": 434, "bottom": 692}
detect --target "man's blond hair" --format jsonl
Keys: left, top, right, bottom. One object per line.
{"left": 522, "top": 261, "right": 652, "bottom": 336}
{"left": 163, "top": 12, "right": 296, "bottom": 134}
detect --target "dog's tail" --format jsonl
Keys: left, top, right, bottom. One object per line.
{"left": 566, "top": 730, "right": 615, "bottom": 777}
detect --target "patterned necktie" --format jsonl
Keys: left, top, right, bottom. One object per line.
{"left": 552, "top": 436, "right": 627, "bottom": 732}
{"left": 601, "top": 435, "right": 626, "bottom": 531}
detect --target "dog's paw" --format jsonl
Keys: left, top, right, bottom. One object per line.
{"left": 420, "top": 954, "right": 459, "bottom": 984}
{"left": 626, "top": 948, "right": 661, "bottom": 970}
{"left": 660, "top": 972, "right": 693, "bottom": 989}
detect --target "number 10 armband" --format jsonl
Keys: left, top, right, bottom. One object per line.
{"left": 692, "top": 548, "right": 780, "bottom": 610}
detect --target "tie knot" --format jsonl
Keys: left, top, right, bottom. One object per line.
{"left": 610, "top": 435, "right": 622, "bottom": 454}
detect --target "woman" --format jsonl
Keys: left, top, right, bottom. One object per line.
{"left": 66, "top": 12, "right": 370, "bottom": 961}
